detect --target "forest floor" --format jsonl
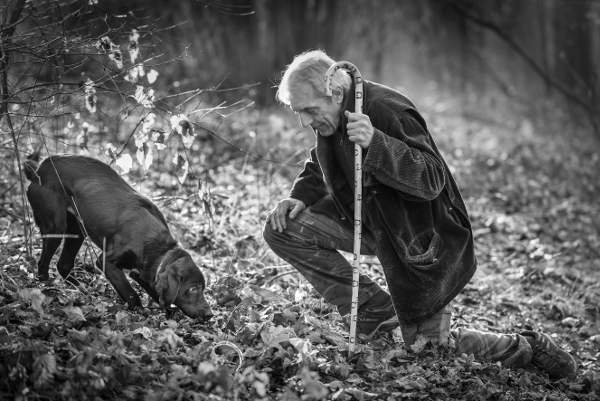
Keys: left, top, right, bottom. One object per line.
{"left": 1, "top": 106, "right": 600, "bottom": 400}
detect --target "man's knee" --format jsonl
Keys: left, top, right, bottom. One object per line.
{"left": 263, "top": 219, "right": 294, "bottom": 247}
{"left": 262, "top": 220, "right": 279, "bottom": 248}
{"left": 263, "top": 214, "right": 310, "bottom": 251}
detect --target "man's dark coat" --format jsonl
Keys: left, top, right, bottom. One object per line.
{"left": 290, "top": 81, "right": 477, "bottom": 323}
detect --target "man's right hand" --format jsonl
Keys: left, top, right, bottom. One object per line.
{"left": 268, "top": 198, "right": 306, "bottom": 232}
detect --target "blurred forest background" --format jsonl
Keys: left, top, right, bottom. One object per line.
{"left": 2, "top": 1, "right": 600, "bottom": 400}
{"left": 159, "top": 0, "right": 600, "bottom": 133}
{"left": 153, "top": 0, "right": 600, "bottom": 132}
{"left": 3, "top": 0, "right": 599, "bottom": 149}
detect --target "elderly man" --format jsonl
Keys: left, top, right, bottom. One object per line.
{"left": 263, "top": 49, "right": 576, "bottom": 380}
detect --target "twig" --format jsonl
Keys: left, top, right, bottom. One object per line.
{"left": 211, "top": 341, "right": 244, "bottom": 373}
{"left": 114, "top": 110, "right": 152, "bottom": 159}
{"left": 264, "top": 269, "right": 300, "bottom": 286}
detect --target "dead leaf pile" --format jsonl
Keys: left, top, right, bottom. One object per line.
{"left": 1, "top": 112, "right": 599, "bottom": 400}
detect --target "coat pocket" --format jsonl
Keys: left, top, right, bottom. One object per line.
{"left": 406, "top": 229, "right": 442, "bottom": 270}
{"left": 371, "top": 195, "right": 443, "bottom": 270}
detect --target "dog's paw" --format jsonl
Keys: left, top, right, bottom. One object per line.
{"left": 164, "top": 306, "right": 179, "bottom": 320}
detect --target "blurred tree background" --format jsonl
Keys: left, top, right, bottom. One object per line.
{"left": 3, "top": 0, "right": 599, "bottom": 159}
{"left": 146, "top": 0, "right": 599, "bottom": 134}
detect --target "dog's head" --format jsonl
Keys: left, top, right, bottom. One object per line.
{"left": 154, "top": 247, "right": 213, "bottom": 321}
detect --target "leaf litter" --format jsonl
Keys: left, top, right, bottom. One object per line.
{"left": 1, "top": 113, "right": 600, "bottom": 400}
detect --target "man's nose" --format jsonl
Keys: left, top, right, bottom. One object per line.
{"left": 298, "top": 112, "right": 312, "bottom": 128}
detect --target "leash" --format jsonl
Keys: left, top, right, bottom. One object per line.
{"left": 324, "top": 61, "right": 363, "bottom": 357}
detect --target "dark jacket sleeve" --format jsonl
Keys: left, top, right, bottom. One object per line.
{"left": 289, "top": 147, "right": 328, "bottom": 206}
{"left": 363, "top": 100, "right": 446, "bottom": 201}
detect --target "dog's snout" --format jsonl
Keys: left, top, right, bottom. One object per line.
{"left": 191, "top": 310, "right": 213, "bottom": 323}
{"left": 199, "top": 304, "right": 214, "bottom": 320}
{"left": 181, "top": 303, "right": 213, "bottom": 321}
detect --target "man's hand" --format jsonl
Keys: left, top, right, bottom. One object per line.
{"left": 345, "top": 110, "right": 374, "bottom": 149}
{"left": 268, "top": 198, "right": 306, "bottom": 232}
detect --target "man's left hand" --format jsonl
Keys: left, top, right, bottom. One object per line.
{"left": 345, "top": 110, "right": 374, "bottom": 149}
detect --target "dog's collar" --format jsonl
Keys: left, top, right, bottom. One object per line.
{"left": 154, "top": 246, "right": 184, "bottom": 284}
{"left": 154, "top": 250, "right": 171, "bottom": 284}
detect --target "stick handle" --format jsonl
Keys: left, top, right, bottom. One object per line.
{"left": 325, "top": 61, "right": 363, "bottom": 356}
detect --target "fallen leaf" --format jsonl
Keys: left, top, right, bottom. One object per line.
{"left": 158, "top": 328, "right": 182, "bottom": 351}
{"left": 343, "top": 387, "right": 379, "bottom": 400}
{"left": 133, "top": 326, "right": 153, "bottom": 339}
{"left": 115, "top": 310, "right": 130, "bottom": 325}
{"left": 409, "top": 335, "right": 429, "bottom": 353}
{"left": 18, "top": 288, "right": 46, "bottom": 315}
{"left": 260, "top": 325, "right": 296, "bottom": 348}
{"left": 560, "top": 317, "right": 579, "bottom": 328}
{"left": 63, "top": 306, "right": 86, "bottom": 322}
{"left": 395, "top": 374, "right": 428, "bottom": 391}
{"left": 32, "top": 353, "right": 57, "bottom": 389}
{"left": 246, "top": 284, "right": 288, "bottom": 304}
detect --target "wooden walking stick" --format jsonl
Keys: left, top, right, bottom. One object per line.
{"left": 324, "top": 61, "right": 363, "bottom": 356}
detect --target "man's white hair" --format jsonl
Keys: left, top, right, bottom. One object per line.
{"left": 276, "top": 49, "right": 352, "bottom": 106}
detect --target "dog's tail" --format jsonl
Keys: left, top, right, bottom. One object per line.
{"left": 23, "top": 150, "right": 41, "bottom": 183}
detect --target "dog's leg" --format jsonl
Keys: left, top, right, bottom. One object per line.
{"left": 27, "top": 183, "right": 67, "bottom": 281}
{"left": 38, "top": 238, "right": 62, "bottom": 281}
{"left": 103, "top": 262, "right": 142, "bottom": 309}
{"left": 129, "top": 270, "right": 178, "bottom": 317}
{"left": 56, "top": 212, "right": 84, "bottom": 284}
{"left": 129, "top": 271, "right": 160, "bottom": 305}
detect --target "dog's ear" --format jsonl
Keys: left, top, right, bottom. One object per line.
{"left": 155, "top": 265, "right": 181, "bottom": 308}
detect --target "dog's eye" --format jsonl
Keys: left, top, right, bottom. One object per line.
{"left": 186, "top": 286, "right": 200, "bottom": 295}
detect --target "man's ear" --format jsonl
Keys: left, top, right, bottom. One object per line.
{"left": 155, "top": 265, "right": 181, "bottom": 308}
{"left": 331, "top": 88, "right": 344, "bottom": 104}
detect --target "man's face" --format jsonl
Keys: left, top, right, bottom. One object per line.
{"left": 289, "top": 83, "right": 342, "bottom": 137}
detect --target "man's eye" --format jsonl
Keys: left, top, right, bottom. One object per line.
{"left": 298, "top": 108, "right": 317, "bottom": 116}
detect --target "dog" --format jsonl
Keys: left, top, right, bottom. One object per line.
{"left": 23, "top": 153, "right": 212, "bottom": 321}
